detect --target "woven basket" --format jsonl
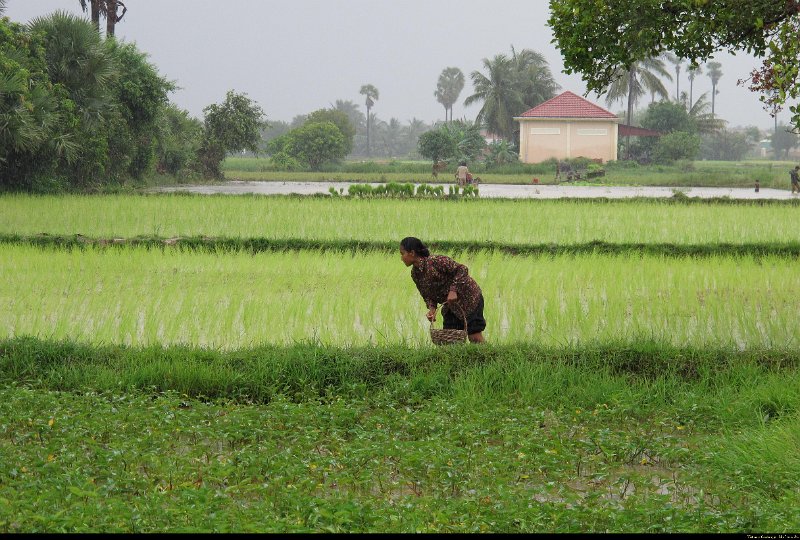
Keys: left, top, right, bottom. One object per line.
{"left": 430, "top": 305, "right": 468, "bottom": 345}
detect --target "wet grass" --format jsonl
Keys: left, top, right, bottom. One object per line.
{"left": 3, "top": 245, "right": 799, "bottom": 348}
{"left": 2, "top": 194, "right": 800, "bottom": 246}
{"left": 1, "top": 337, "right": 798, "bottom": 532}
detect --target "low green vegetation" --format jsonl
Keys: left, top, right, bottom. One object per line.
{"left": 1, "top": 192, "right": 799, "bottom": 532}
{"left": 222, "top": 158, "right": 793, "bottom": 189}
{"left": 1, "top": 338, "right": 798, "bottom": 532}
{"left": 2, "top": 244, "right": 798, "bottom": 349}
{"left": 2, "top": 194, "right": 799, "bottom": 245}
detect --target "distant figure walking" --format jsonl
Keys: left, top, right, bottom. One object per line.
{"left": 455, "top": 161, "right": 470, "bottom": 187}
{"left": 791, "top": 165, "right": 800, "bottom": 194}
{"left": 400, "top": 237, "right": 485, "bottom": 343}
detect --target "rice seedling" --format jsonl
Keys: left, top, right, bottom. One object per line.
{"left": 2, "top": 244, "right": 798, "bottom": 349}
{"left": 1, "top": 194, "right": 799, "bottom": 246}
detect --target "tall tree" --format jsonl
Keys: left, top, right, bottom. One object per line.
{"left": 548, "top": 0, "right": 800, "bottom": 129}
{"left": 30, "top": 10, "right": 117, "bottom": 119}
{"left": 686, "top": 64, "right": 702, "bottom": 111}
{"left": 705, "top": 60, "right": 723, "bottom": 118}
{"left": 510, "top": 47, "right": 560, "bottom": 108}
{"left": 604, "top": 57, "right": 671, "bottom": 128}
{"left": 662, "top": 52, "right": 683, "bottom": 101}
{"left": 78, "top": 0, "right": 101, "bottom": 30}
{"left": 104, "top": 0, "right": 126, "bottom": 37}
{"left": 359, "top": 84, "right": 379, "bottom": 157}
{"left": 78, "top": 1, "right": 125, "bottom": 36}
{"left": 434, "top": 67, "right": 465, "bottom": 122}
{"left": 306, "top": 108, "right": 355, "bottom": 155}
{"left": 464, "top": 54, "right": 524, "bottom": 141}
{"left": 603, "top": 57, "right": 671, "bottom": 158}
{"left": 687, "top": 91, "right": 725, "bottom": 134}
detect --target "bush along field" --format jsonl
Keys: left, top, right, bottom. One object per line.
{"left": 1, "top": 193, "right": 799, "bottom": 533}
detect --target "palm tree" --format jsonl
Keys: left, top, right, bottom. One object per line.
{"left": 687, "top": 92, "right": 725, "bottom": 134}
{"left": 605, "top": 57, "right": 671, "bottom": 127}
{"left": 359, "top": 84, "right": 379, "bottom": 157}
{"left": 30, "top": 11, "right": 116, "bottom": 120}
{"left": 434, "top": 67, "right": 465, "bottom": 122}
{"left": 78, "top": 0, "right": 101, "bottom": 30}
{"left": 706, "top": 61, "right": 723, "bottom": 118}
{"left": 662, "top": 52, "right": 683, "bottom": 101}
{"left": 604, "top": 56, "right": 671, "bottom": 158}
{"left": 104, "top": 0, "right": 126, "bottom": 37}
{"left": 464, "top": 54, "right": 524, "bottom": 141}
{"left": 0, "top": 0, "right": 7, "bottom": 15}
{"left": 687, "top": 64, "right": 702, "bottom": 111}
{"left": 510, "top": 47, "right": 560, "bottom": 108}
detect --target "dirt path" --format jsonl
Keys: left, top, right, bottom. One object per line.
{"left": 149, "top": 180, "right": 795, "bottom": 200}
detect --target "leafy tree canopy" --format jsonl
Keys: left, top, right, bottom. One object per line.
{"left": 548, "top": 0, "right": 800, "bottom": 127}
{"left": 284, "top": 121, "right": 347, "bottom": 170}
{"left": 640, "top": 101, "right": 694, "bottom": 134}
{"left": 203, "top": 90, "right": 267, "bottom": 155}
{"left": 306, "top": 108, "right": 355, "bottom": 155}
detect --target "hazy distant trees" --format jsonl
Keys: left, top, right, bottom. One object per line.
{"left": 332, "top": 100, "right": 365, "bottom": 134}
{"left": 464, "top": 48, "right": 559, "bottom": 141}
{"left": 359, "top": 84, "right": 379, "bottom": 156}
{"left": 434, "top": 67, "right": 465, "bottom": 123}
{"left": 772, "top": 125, "right": 799, "bottom": 159}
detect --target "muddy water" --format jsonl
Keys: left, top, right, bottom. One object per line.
{"left": 149, "top": 180, "right": 795, "bottom": 200}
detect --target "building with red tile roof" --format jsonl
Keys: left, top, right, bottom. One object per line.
{"left": 514, "top": 91, "right": 621, "bottom": 163}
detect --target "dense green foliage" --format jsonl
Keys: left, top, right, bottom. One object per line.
{"left": 417, "top": 120, "right": 486, "bottom": 166}
{"left": 548, "top": 0, "right": 800, "bottom": 129}
{"left": 1, "top": 337, "right": 799, "bottom": 532}
{"left": 464, "top": 48, "right": 560, "bottom": 141}
{"left": 0, "top": 12, "right": 174, "bottom": 191}
{"left": 306, "top": 109, "right": 356, "bottom": 156}
{"left": 198, "top": 90, "right": 266, "bottom": 178}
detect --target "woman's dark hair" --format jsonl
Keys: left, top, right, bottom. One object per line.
{"left": 400, "top": 237, "right": 430, "bottom": 257}
{"left": 460, "top": 160, "right": 467, "bottom": 166}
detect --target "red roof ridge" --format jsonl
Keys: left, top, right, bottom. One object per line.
{"left": 517, "top": 90, "right": 618, "bottom": 119}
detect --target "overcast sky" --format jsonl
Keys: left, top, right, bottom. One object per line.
{"left": 4, "top": 0, "right": 786, "bottom": 130}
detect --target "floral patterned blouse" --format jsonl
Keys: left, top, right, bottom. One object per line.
{"left": 411, "top": 255, "right": 482, "bottom": 316}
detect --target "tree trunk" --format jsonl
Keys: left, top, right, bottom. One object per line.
{"left": 91, "top": 0, "right": 101, "bottom": 30}
{"left": 366, "top": 106, "right": 371, "bottom": 157}
{"left": 626, "top": 69, "right": 635, "bottom": 159}
{"left": 106, "top": 0, "right": 117, "bottom": 37}
{"left": 711, "top": 84, "right": 716, "bottom": 117}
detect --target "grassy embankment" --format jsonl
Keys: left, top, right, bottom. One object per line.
{"left": 222, "top": 157, "right": 795, "bottom": 189}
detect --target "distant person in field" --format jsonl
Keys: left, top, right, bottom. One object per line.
{"left": 791, "top": 165, "right": 800, "bottom": 194}
{"left": 399, "top": 236, "right": 485, "bottom": 343}
{"left": 455, "top": 161, "right": 470, "bottom": 187}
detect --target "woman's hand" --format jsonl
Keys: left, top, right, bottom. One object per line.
{"left": 446, "top": 290, "right": 458, "bottom": 303}
{"left": 426, "top": 307, "right": 437, "bottom": 322}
